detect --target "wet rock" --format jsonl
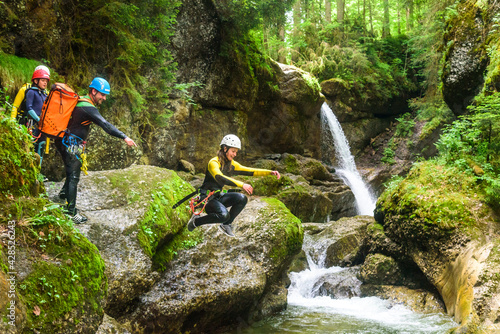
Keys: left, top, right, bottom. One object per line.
{"left": 306, "top": 216, "right": 374, "bottom": 267}
{"left": 358, "top": 253, "right": 403, "bottom": 286}
{"left": 313, "top": 267, "right": 362, "bottom": 299}
{"left": 96, "top": 314, "right": 132, "bottom": 334}
{"left": 360, "top": 285, "right": 446, "bottom": 314}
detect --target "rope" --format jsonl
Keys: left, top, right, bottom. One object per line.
{"left": 189, "top": 191, "right": 216, "bottom": 215}
{"left": 80, "top": 153, "right": 88, "bottom": 175}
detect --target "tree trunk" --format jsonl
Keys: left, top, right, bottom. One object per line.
{"left": 292, "top": 0, "right": 301, "bottom": 62}
{"left": 326, "top": 0, "right": 332, "bottom": 23}
{"left": 363, "top": 0, "right": 366, "bottom": 32}
{"left": 368, "top": 0, "right": 374, "bottom": 35}
{"left": 382, "top": 0, "right": 390, "bottom": 37}
{"left": 337, "top": 0, "right": 344, "bottom": 25}
{"left": 278, "top": 26, "right": 286, "bottom": 63}
{"left": 406, "top": 0, "right": 414, "bottom": 32}
{"left": 397, "top": 7, "right": 401, "bottom": 35}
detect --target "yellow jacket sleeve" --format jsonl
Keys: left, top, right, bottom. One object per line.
{"left": 10, "top": 84, "right": 29, "bottom": 119}
{"left": 207, "top": 158, "right": 273, "bottom": 189}
{"left": 231, "top": 160, "right": 273, "bottom": 177}
{"left": 207, "top": 158, "right": 245, "bottom": 188}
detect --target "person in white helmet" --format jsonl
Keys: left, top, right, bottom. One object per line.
{"left": 187, "top": 134, "right": 280, "bottom": 237}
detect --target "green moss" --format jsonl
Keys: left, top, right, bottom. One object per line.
{"left": 0, "top": 115, "right": 43, "bottom": 199}
{"left": 136, "top": 171, "right": 194, "bottom": 258}
{"left": 152, "top": 227, "right": 204, "bottom": 272}
{"left": 245, "top": 174, "right": 293, "bottom": 197}
{"left": 0, "top": 53, "right": 44, "bottom": 96}
{"left": 282, "top": 154, "right": 300, "bottom": 174}
{"left": 260, "top": 198, "right": 303, "bottom": 260}
{"left": 377, "top": 160, "right": 490, "bottom": 233}
{"left": 0, "top": 198, "right": 107, "bottom": 333}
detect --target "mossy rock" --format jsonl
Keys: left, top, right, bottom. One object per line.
{"left": 277, "top": 186, "right": 333, "bottom": 223}
{"left": 358, "top": 253, "right": 403, "bottom": 285}
{"left": 0, "top": 115, "right": 43, "bottom": 199}
{"left": 0, "top": 199, "right": 106, "bottom": 333}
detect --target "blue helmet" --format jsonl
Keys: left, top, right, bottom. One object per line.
{"left": 89, "top": 77, "right": 111, "bottom": 95}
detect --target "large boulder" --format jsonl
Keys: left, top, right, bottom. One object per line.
{"left": 47, "top": 165, "right": 303, "bottom": 334}
{"left": 374, "top": 160, "right": 500, "bottom": 332}
{"left": 121, "top": 198, "right": 303, "bottom": 333}
{"left": 45, "top": 165, "right": 194, "bottom": 318}
{"left": 247, "top": 154, "right": 357, "bottom": 222}
{"left": 305, "top": 216, "right": 374, "bottom": 267}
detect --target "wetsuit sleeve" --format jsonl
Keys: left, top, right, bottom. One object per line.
{"left": 231, "top": 161, "right": 273, "bottom": 177}
{"left": 25, "top": 90, "right": 39, "bottom": 121}
{"left": 83, "top": 106, "right": 127, "bottom": 139}
{"left": 208, "top": 159, "right": 245, "bottom": 188}
{"left": 11, "top": 85, "right": 27, "bottom": 119}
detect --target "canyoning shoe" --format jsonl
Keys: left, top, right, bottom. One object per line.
{"left": 219, "top": 224, "right": 235, "bottom": 237}
{"left": 71, "top": 213, "right": 88, "bottom": 224}
{"left": 187, "top": 215, "right": 197, "bottom": 231}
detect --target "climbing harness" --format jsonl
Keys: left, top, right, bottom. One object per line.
{"left": 62, "top": 132, "right": 89, "bottom": 175}
{"left": 173, "top": 188, "right": 239, "bottom": 215}
{"left": 189, "top": 190, "right": 222, "bottom": 216}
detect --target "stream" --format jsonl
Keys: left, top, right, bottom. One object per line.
{"left": 227, "top": 233, "right": 457, "bottom": 334}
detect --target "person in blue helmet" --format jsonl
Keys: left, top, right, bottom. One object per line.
{"left": 56, "top": 77, "right": 137, "bottom": 224}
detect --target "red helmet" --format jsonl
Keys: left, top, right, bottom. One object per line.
{"left": 32, "top": 69, "right": 50, "bottom": 81}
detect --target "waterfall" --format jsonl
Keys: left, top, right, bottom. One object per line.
{"left": 320, "top": 103, "right": 376, "bottom": 216}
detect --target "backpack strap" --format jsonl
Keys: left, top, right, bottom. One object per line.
{"left": 76, "top": 97, "right": 95, "bottom": 108}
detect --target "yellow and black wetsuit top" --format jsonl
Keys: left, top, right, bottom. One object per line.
{"left": 200, "top": 157, "right": 272, "bottom": 192}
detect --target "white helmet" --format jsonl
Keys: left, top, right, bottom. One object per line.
{"left": 220, "top": 134, "right": 241, "bottom": 149}
{"left": 35, "top": 65, "right": 51, "bottom": 76}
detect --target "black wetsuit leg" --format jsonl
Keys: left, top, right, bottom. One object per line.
{"left": 55, "top": 139, "right": 82, "bottom": 215}
{"left": 194, "top": 192, "right": 248, "bottom": 226}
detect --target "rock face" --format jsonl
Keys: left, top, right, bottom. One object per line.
{"left": 242, "top": 153, "right": 357, "bottom": 222}
{"left": 441, "top": 1, "right": 489, "bottom": 116}
{"left": 46, "top": 165, "right": 303, "bottom": 333}
{"left": 305, "top": 216, "right": 373, "bottom": 267}
{"left": 374, "top": 160, "right": 500, "bottom": 332}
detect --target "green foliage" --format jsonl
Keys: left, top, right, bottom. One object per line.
{"left": 173, "top": 81, "right": 204, "bottom": 106}
{"left": 434, "top": 92, "right": 500, "bottom": 211}
{"left": 394, "top": 113, "right": 416, "bottom": 138}
{"left": 0, "top": 53, "right": 46, "bottom": 97}
{"left": 213, "top": 0, "right": 295, "bottom": 33}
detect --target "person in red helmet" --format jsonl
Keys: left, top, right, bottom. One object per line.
{"left": 10, "top": 65, "right": 51, "bottom": 124}
{"left": 25, "top": 68, "right": 50, "bottom": 162}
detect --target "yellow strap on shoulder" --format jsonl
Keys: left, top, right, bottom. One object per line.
{"left": 45, "top": 138, "right": 50, "bottom": 154}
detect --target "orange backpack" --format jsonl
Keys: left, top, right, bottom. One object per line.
{"left": 38, "top": 83, "right": 91, "bottom": 138}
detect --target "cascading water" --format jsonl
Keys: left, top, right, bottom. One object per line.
{"left": 320, "top": 103, "right": 376, "bottom": 216}
{"left": 230, "top": 235, "right": 457, "bottom": 333}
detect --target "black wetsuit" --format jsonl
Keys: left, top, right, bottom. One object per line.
{"left": 56, "top": 96, "right": 126, "bottom": 215}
